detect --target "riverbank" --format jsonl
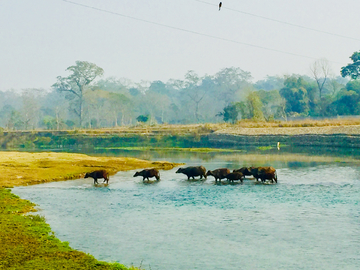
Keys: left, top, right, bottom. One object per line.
{"left": 0, "top": 151, "right": 180, "bottom": 269}
{"left": 3, "top": 120, "right": 360, "bottom": 150}
{"left": 0, "top": 152, "right": 179, "bottom": 188}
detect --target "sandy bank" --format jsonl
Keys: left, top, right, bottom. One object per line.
{"left": 0, "top": 151, "right": 180, "bottom": 188}
{"left": 214, "top": 125, "right": 360, "bottom": 135}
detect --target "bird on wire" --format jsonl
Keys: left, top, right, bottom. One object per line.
{"left": 219, "top": 2, "right": 222, "bottom": 11}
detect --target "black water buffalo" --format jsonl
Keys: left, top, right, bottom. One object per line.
{"left": 206, "top": 168, "right": 230, "bottom": 182}
{"left": 233, "top": 167, "right": 252, "bottom": 178}
{"left": 225, "top": 172, "right": 244, "bottom": 183}
{"left": 133, "top": 168, "right": 160, "bottom": 181}
{"left": 85, "top": 170, "right": 109, "bottom": 184}
{"left": 250, "top": 166, "right": 277, "bottom": 183}
{"left": 176, "top": 166, "right": 207, "bottom": 180}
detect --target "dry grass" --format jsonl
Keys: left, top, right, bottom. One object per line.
{"left": 71, "top": 118, "right": 360, "bottom": 131}
{"left": 234, "top": 118, "right": 360, "bottom": 128}
{"left": 5, "top": 118, "right": 360, "bottom": 137}
{"left": 0, "top": 152, "right": 181, "bottom": 188}
{"left": 215, "top": 152, "right": 359, "bottom": 164}
{"left": 212, "top": 119, "right": 360, "bottom": 136}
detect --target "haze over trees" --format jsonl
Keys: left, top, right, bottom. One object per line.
{"left": 0, "top": 53, "right": 359, "bottom": 131}
{"left": 52, "top": 61, "right": 104, "bottom": 127}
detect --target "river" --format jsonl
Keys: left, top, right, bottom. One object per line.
{"left": 12, "top": 149, "right": 360, "bottom": 269}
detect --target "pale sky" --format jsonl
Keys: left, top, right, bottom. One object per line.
{"left": 0, "top": 0, "right": 359, "bottom": 91}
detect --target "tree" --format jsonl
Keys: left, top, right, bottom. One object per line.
{"left": 341, "top": 51, "right": 360, "bottom": 79}
{"left": 0, "top": 105, "right": 15, "bottom": 128}
{"left": 52, "top": 61, "right": 104, "bottom": 127}
{"left": 136, "top": 115, "right": 149, "bottom": 123}
{"left": 148, "top": 80, "right": 169, "bottom": 95}
{"left": 143, "top": 91, "right": 170, "bottom": 124}
{"left": 217, "top": 103, "right": 241, "bottom": 123}
{"left": 6, "top": 110, "right": 23, "bottom": 130}
{"left": 331, "top": 91, "right": 360, "bottom": 115}
{"left": 279, "top": 76, "right": 310, "bottom": 117}
{"left": 107, "top": 92, "right": 132, "bottom": 126}
{"left": 214, "top": 67, "right": 253, "bottom": 103}
{"left": 43, "top": 116, "right": 57, "bottom": 130}
{"left": 95, "top": 77, "right": 131, "bottom": 94}
{"left": 310, "top": 58, "right": 332, "bottom": 99}
{"left": 247, "top": 92, "right": 265, "bottom": 121}
{"left": 257, "top": 89, "right": 283, "bottom": 119}
{"left": 327, "top": 76, "right": 346, "bottom": 96}
{"left": 182, "top": 70, "right": 207, "bottom": 122}
{"left": 21, "top": 89, "right": 41, "bottom": 130}
{"left": 83, "top": 89, "right": 107, "bottom": 128}
{"left": 254, "top": 76, "right": 284, "bottom": 91}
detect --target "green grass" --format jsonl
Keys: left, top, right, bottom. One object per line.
{"left": 0, "top": 188, "right": 138, "bottom": 270}
{"left": 256, "top": 146, "right": 273, "bottom": 151}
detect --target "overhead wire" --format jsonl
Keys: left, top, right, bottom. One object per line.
{"left": 62, "top": 0, "right": 343, "bottom": 63}
{"left": 195, "top": 0, "right": 360, "bottom": 42}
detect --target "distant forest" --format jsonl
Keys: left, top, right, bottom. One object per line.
{"left": 1, "top": 52, "right": 359, "bottom": 130}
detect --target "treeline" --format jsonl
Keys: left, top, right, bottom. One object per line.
{"left": 0, "top": 52, "right": 359, "bottom": 130}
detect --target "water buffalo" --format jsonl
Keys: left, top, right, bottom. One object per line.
{"left": 233, "top": 167, "right": 252, "bottom": 178}
{"left": 133, "top": 168, "right": 160, "bottom": 181}
{"left": 206, "top": 168, "right": 230, "bottom": 182}
{"left": 176, "top": 166, "right": 207, "bottom": 180}
{"left": 225, "top": 172, "right": 244, "bottom": 183}
{"left": 85, "top": 170, "right": 109, "bottom": 184}
{"left": 250, "top": 166, "right": 277, "bottom": 183}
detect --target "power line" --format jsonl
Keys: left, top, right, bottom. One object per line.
{"left": 61, "top": 0, "right": 340, "bottom": 63}
{"left": 195, "top": 0, "right": 360, "bottom": 42}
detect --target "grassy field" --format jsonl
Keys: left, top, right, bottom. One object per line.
{"left": 0, "top": 151, "right": 181, "bottom": 269}
{"left": 0, "top": 152, "right": 179, "bottom": 188}
{"left": 56, "top": 118, "right": 360, "bottom": 137}
{"left": 70, "top": 118, "right": 360, "bottom": 133}
{"left": 5, "top": 118, "right": 360, "bottom": 136}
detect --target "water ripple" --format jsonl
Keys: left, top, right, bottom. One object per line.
{"left": 12, "top": 160, "right": 360, "bottom": 270}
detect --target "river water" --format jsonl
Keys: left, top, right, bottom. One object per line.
{"left": 12, "top": 150, "right": 360, "bottom": 270}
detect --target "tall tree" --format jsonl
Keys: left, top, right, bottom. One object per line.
{"left": 341, "top": 51, "right": 360, "bottom": 80}
{"left": 257, "top": 89, "right": 283, "bottom": 120}
{"left": 310, "top": 58, "right": 331, "bottom": 99}
{"left": 52, "top": 61, "right": 104, "bottom": 127}
{"left": 107, "top": 92, "right": 132, "bottom": 126}
{"left": 21, "top": 89, "right": 41, "bottom": 130}
{"left": 279, "top": 76, "right": 310, "bottom": 117}
{"left": 182, "top": 70, "right": 207, "bottom": 122}
{"left": 214, "top": 67, "right": 253, "bottom": 103}
{"left": 247, "top": 92, "right": 265, "bottom": 121}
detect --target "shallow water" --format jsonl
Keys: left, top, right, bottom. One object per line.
{"left": 12, "top": 152, "right": 360, "bottom": 270}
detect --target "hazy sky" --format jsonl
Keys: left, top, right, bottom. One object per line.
{"left": 1, "top": 0, "right": 359, "bottom": 91}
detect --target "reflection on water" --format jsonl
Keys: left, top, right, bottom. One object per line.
{"left": 12, "top": 151, "right": 360, "bottom": 270}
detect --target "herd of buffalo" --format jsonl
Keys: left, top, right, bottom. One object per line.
{"left": 84, "top": 166, "right": 278, "bottom": 185}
